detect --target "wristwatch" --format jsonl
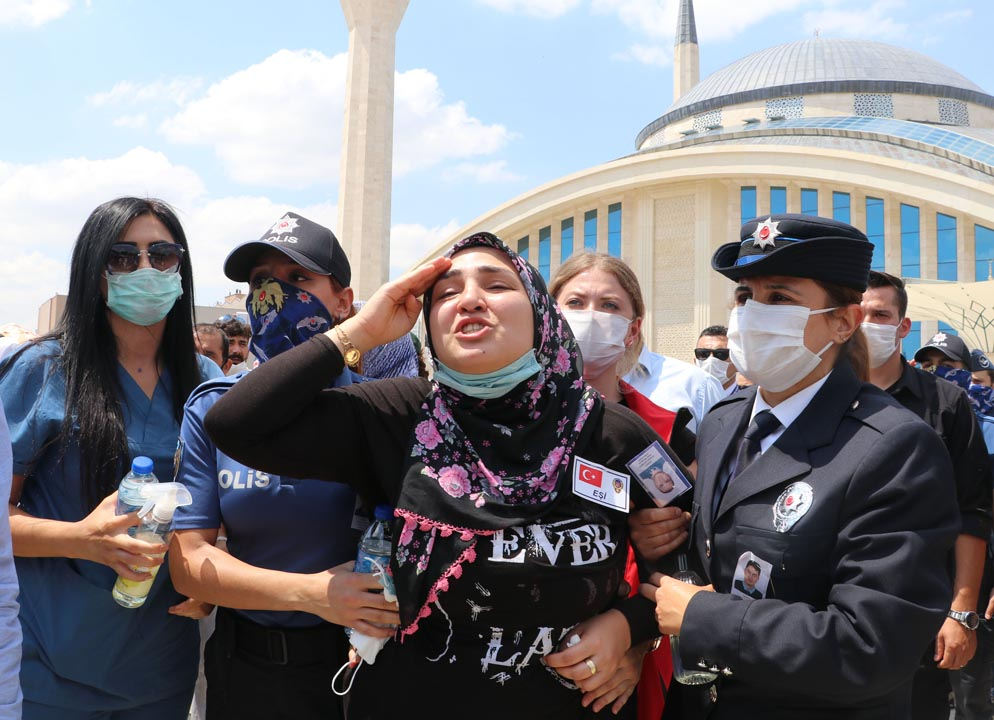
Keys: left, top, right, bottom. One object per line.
{"left": 948, "top": 610, "right": 981, "bottom": 631}
{"left": 334, "top": 325, "right": 362, "bottom": 369}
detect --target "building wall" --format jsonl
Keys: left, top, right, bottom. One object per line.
{"left": 418, "top": 140, "right": 994, "bottom": 362}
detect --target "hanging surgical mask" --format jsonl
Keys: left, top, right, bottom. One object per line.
{"left": 105, "top": 268, "right": 183, "bottom": 326}
{"left": 728, "top": 300, "right": 837, "bottom": 393}
{"left": 247, "top": 277, "right": 335, "bottom": 363}
{"left": 434, "top": 349, "right": 541, "bottom": 399}
{"left": 696, "top": 355, "right": 732, "bottom": 384}
{"left": 861, "top": 322, "right": 900, "bottom": 369}
{"left": 561, "top": 309, "right": 631, "bottom": 378}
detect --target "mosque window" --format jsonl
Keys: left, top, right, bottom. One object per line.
{"left": 936, "top": 213, "right": 957, "bottom": 281}
{"left": 561, "top": 218, "right": 574, "bottom": 262}
{"left": 900, "top": 204, "right": 920, "bottom": 279}
{"left": 866, "top": 197, "right": 885, "bottom": 271}
{"left": 853, "top": 93, "right": 894, "bottom": 118}
{"left": 584, "top": 210, "right": 597, "bottom": 250}
{"left": 801, "top": 189, "right": 818, "bottom": 216}
{"left": 832, "top": 192, "right": 851, "bottom": 223}
{"left": 741, "top": 187, "right": 757, "bottom": 225}
{"left": 938, "top": 98, "right": 969, "bottom": 126}
{"left": 692, "top": 110, "right": 722, "bottom": 134}
{"left": 608, "top": 203, "right": 622, "bottom": 258}
{"left": 765, "top": 96, "right": 803, "bottom": 120}
{"left": 903, "top": 321, "right": 921, "bottom": 359}
{"left": 770, "top": 187, "right": 787, "bottom": 215}
{"left": 517, "top": 236, "right": 529, "bottom": 262}
{"left": 975, "top": 224, "right": 994, "bottom": 281}
{"left": 539, "top": 226, "right": 551, "bottom": 281}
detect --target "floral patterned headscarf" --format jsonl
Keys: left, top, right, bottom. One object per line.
{"left": 392, "top": 232, "right": 602, "bottom": 638}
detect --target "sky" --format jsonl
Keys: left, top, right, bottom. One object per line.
{"left": 1, "top": 0, "right": 992, "bottom": 330}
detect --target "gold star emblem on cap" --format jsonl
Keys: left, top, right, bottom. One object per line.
{"left": 751, "top": 217, "right": 781, "bottom": 250}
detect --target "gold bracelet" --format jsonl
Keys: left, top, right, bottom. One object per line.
{"left": 334, "top": 325, "right": 362, "bottom": 369}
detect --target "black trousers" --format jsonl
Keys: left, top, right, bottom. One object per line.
{"left": 205, "top": 607, "right": 349, "bottom": 720}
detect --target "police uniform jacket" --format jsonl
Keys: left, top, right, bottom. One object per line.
{"left": 680, "top": 359, "right": 960, "bottom": 719}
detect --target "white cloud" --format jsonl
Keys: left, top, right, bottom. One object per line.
{"left": 88, "top": 78, "right": 204, "bottom": 108}
{"left": 152, "top": 49, "right": 513, "bottom": 189}
{"left": 802, "top": 0, "right": 909, "bottom": 42}
{"left": 389, "top": 220, "right": 461, "bottom": 278}
{"left": 614, "top": 43, "right": 671, "bottom": 67}
{"left": 0, "top": 0, "right": 73, "bottom": 27}
{"left": 112, "top": 113, "right": 148, "bottom": 129}
{"left": 477, "top": 0, "right": 581, "bottom": 19}
{"left": 441, "top": 160, "right": 523, "bottom": 184}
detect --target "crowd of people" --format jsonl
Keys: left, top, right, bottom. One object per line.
{"left": 0, "top": 199, "right": 989, "bottom": 720}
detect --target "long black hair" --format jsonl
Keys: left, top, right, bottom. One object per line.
{"left": 5, "top": 197, "right": 201, "bottom": 509}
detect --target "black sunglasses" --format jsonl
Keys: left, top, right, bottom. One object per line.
{"left": 694, "top": 348, "right": 730, "bottom": 361}
{"left": 106, "top": 243, "right": 185, "bottom": 275}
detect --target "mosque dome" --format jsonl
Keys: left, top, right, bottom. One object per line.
{"left": 637, "top": 37, "right": 994, "bottom": 150}
{"left": 673, "top": 39, "right": 987, "bottom": 114}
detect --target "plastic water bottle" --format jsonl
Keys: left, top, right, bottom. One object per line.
{"left": 670, "top": 554, "right": 719, "bottom": 685}
{"left": 346, "top": 504, "right": 395, "bottom": 637}
{"left": 116, "top": 456, "right": 158, "bottom": 519}
{"left": 113, "top": 482, "right": 193, "bottom": 608}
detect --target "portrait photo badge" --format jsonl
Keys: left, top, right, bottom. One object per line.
{"left": 625, "top": 440, "right": 692, "bottom": 508}
{"left": 572, "top": 457, "right": 629, "bottom": 512}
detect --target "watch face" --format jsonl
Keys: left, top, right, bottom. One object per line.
{"left": 951, "top": 610, "right": 981, "bottom": 630}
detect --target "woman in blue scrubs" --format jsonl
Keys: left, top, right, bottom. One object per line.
{"left": 0, "top": 197, "right": 222, "bottom": 719}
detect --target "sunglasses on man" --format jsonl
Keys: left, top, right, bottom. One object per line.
{"left": 106, "top": 243, "right": 185, "bottom": 275}
{"left": 694, "top": 348, "right": 730, "bottom": 361}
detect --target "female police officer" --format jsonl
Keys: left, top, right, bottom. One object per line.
{"left": 640, "top": 214, "right": 960, "bottom": 718}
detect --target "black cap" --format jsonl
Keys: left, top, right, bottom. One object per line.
{"left": 970, "top": 348, "right": 992, "bottom": 373}
{"left": 711, "top": 214, "right": 874, "bottom": 291}
{"left": 223, "top": 212, "right": 351, "bottom": 287}
{"left": 913, "top": 332, "right": 971, "bottom": 367}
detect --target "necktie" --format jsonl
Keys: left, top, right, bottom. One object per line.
{"left": 713, "top": 410, "right": 782, "bottom": 516}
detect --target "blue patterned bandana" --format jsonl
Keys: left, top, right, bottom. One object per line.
{"left": 934, "top": 365, "right": 994, "bottom": 417}
{"left": 246, "top": 277, "right": 334, "bottom": 363}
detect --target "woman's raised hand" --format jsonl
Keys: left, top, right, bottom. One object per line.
{"left": 337, "top": 257, "right": 452, "bottom": 353}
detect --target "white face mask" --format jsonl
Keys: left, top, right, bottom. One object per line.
{"left": 696, "top": 355, "right": 732, "bottom": 384}
{"left": 728, "top": 300, "right": 837, "bottom": 393}
{"left": 561, "top": 309, "right": 631, "bottom": 378}
{"left": 861, "top": 321, "right": 899, "bottom": 369}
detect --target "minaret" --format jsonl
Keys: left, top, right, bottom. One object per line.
{"left": 673, "top": 0, "right": 699, "bottom": 102}
{"left": 337, "top": 0, "right": 409, "bottom": 300}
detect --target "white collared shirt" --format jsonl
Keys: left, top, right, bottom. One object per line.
{"left": 750, "top": 372, "right": 833, "bottom": 454}
{"left": 623, "top": 347, "right": 725, "bottom": 432}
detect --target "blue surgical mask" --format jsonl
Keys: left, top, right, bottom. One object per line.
{"left": 434, "top": 349, "right": 541, "bottom": 399}
{"left": 247, "top": 276, "right": 335, "bottom": 363}
{"left": 105, "top": 268, "right": 183, "bottom": 326}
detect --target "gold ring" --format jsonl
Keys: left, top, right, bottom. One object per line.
{"left": 585, "top": 658, "right": 597, "bottom": 676}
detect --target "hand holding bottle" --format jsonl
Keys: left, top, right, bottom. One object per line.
{"left": 639, "top": 570, "right": 712, "bottom": 637}
{"left": 302, "top": 560, "right": 399, "bottom": 636}
{"left": 74, "top": 492, "right": 166, "bottom": 580}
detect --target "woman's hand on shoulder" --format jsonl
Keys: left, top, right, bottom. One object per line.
{"left": 336, "top": 257, "right": 451, "bottom": 352}
{"left": 301, "top": 560, "right": 400, "bottom": 637}
{"left": 544, "top": 609, "right": 632, "bottom": 696}
{"left": 73, "top": 492, "right": 167, "bottom": 580}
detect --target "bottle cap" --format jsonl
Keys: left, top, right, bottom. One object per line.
{"left": 373, "top": 504, "right": 394, "bottom": 521}
{"left": 131, "top": 456, "right": 154, "bottom": 475}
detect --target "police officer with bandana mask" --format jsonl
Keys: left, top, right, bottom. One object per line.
{"left": 639, "top": 214, "right": 960, "bottom": 719}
